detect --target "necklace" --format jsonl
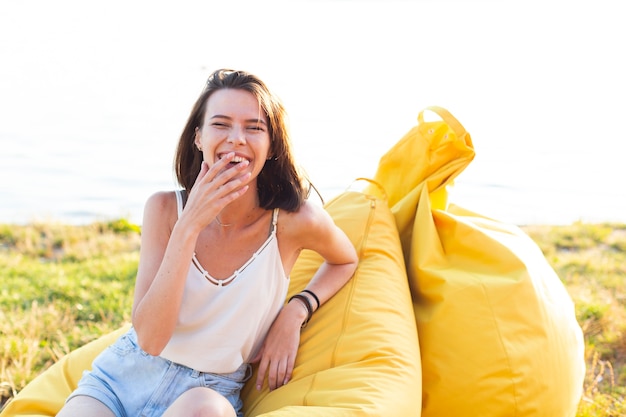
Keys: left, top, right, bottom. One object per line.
{"left": 215, "top": 206, "right": 262, "bottom": 228}
{"left": 214, "top": 215, "right": 233, "bottom": 227}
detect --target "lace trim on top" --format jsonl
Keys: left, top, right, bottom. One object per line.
{"left": 191, "top": 219, "right": 276, "bottom": 287}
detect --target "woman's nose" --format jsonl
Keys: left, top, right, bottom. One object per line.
{"left": 227, "top": 127, "right": 246, "bottom": 145}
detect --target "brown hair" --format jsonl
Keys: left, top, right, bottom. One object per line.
{"left": 174, "top": 69, "right": 309, "bottom": 212}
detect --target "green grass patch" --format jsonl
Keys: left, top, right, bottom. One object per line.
{"left": 524, "top": 223, "right": 626, "bottom": 414}
{"left": 0, "top": 219, "right": 139, "bottom": 407}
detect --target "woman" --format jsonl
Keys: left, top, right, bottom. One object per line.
{"left": 57, "top": 69, "right": 358, "bottom": 417}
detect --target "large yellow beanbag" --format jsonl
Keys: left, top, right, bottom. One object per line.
{"left": 1, "top": 189, "right": 422, "bottom": 417}
{"left": 368, "top": 106, "right": 585, "bottom": 416}
{"left": 413, "top": 193, "right": 585, "bottom": 416}
{"left": 243, "top": 188, "right": 421, "bottom": 416}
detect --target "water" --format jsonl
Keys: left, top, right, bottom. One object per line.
{"left": 2, "top": 115, "right": 625, "bottom": 226}
{"left": 1, "top": 1, "right": 625, "bottom": 226}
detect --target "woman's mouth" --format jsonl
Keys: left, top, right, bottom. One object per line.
{"left": 219, "top": 154, "right": 249, "bottom": 165}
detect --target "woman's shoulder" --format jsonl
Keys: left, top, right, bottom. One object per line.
{"left": 281, "top": 199, "right": 326, "bottom": 222}
{"left": 279, "top": 200, "right": 335, "bottom": 238}
{"left": 142, "top": 190, "right": 181, "bottom": 223}
{"left": 144, "top": 190, "right": 179, "bottom": 209}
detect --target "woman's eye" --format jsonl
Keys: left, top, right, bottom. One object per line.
{"left": 247, "top": 125, "right": 264, "bottom": 131}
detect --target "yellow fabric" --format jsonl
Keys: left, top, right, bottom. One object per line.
{"left": 242, "top": 188, "right": 421, "bottom": 416}
{"left": 1, "top": 189, "right": 422, "bottom": 417}
{"left": 366, "top": 106, "right": 586, "bottom": 417}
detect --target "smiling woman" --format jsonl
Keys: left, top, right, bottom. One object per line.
{"left": 42, "top": 69, "right": 360, "bottom": 417}
{"left": 0, "top": 183, "right": 423, "bottom": 417}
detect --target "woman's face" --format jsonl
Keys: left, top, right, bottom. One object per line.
{"left": 195, "top": 88, "right": 271, "bottom": 184}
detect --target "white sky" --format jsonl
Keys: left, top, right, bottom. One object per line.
{"left": 1, "top": 0, "right": 625, "bottom": 225}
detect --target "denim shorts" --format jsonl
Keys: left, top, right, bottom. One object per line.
{"left": 67, "top": 327, "right": 251, "bottom": 417}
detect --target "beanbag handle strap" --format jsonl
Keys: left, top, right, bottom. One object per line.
{"left": 418, "top": 106, "right": 467, "bottom": 138}
{"left": 353, "top": 177, "right": 388, "bottom": 201}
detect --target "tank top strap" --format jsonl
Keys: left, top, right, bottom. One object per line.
{"left": 271, "top": 208, "right": 279, "bottom": 233}
{"left": 175, "top": 189, "right": 184, "bottom": 219}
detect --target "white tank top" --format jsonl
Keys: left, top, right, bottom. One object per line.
{"left": 159, "top": 190, "right": 290, "bottom": 373}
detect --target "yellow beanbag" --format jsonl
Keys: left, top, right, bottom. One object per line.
{"left": 243, "top": 188, "right": 421, "bottom": 416}
{"left": 413, "top": 193, "right": 585, "bottom": 416}
{"left": 368, "top": 106, "right": 585, "bottom": 416}
{"left": 1, "top": 189, "right": 422, "bottom": 417}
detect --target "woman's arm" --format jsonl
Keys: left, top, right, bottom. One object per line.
{"left": 255, "top": 200, "right": 359, "bottom": 391}
{"left": 130, "top": 190, "right": 199, "bottom": 355}
{"left": 132, "top": 157, "right": 251, "bottom": 355}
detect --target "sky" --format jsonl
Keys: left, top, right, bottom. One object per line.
{"left": 1, "top": 0, "right": 625, "bottom": 225}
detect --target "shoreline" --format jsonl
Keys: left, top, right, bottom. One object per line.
{"left": 2, "top": 216, "right": 625, "bottom": 229}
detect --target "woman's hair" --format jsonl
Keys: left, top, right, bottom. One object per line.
{"left": 174, "top": 69, "right": 309, "bottom": 212}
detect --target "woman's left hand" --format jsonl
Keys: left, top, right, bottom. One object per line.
{"left": 251, "top": 301, "right": 306, "bottom": 391}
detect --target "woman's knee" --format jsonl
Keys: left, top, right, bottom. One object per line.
{"left": 162, "top": 387, "right": 236, "bottom": 417}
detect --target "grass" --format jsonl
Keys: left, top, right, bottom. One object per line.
{"left": 523, "top": 222, "right": 626, "bottom": 416}
{"left": 0, "top": 219, "right": 140, "bottom": 406}
{"left": 0, "top": 219, "right": 625, "bottom": 416}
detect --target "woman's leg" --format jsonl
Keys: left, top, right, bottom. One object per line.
{"left": 56, "top": 395, "right": 116, "bottom": 417}
{"left": 162, "top": 387, "right": 237, "bottom": 417}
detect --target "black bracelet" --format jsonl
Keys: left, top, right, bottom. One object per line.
{"left": 289, "top": 293, "right": 313, "bottom": 328}
{"left": 300, "top": 289, "right": 320, "bottom": 311}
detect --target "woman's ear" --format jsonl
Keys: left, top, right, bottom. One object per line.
{"left": 194, "top": 127, "right": 202, "bottom": 151}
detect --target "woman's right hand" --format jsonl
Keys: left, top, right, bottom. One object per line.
{"left": 182, "top": 153, "right": 251, "bottom": 230}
